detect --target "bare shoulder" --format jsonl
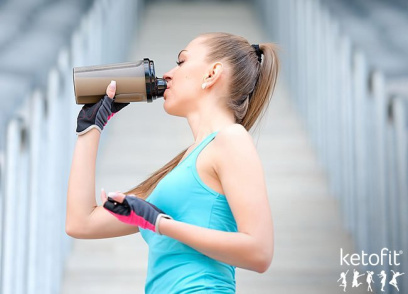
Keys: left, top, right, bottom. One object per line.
{"left": 212, "top": 124, "right": 264, "bottom": 188}
{"left": 214, "top": 124, "right": 254, "bottom": 149}
{"left": 212, "top": 124, "right": 257, "bottom": 161}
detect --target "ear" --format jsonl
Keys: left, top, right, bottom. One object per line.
{"left": 203, "top": 62, "right": 223, "bottom": 89}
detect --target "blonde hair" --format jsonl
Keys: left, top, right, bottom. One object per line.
{"left": 125, "top": 32, "right": 279, "bottom": 199}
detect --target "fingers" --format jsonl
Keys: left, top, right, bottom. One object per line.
{"left": 106, "top": 80, "right": 116, "bottom": 99}
{"left": 101, "top": 189, "right": 127, "bottom": 205}
{"left": 108, "top": 191, "right": 126, "bottom": 203}
{"left": 100, "top": 188, "right": 108, "bottom": 204}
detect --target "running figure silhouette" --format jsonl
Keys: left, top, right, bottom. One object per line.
{"left": 366, "top": 271, "right": 375, "bottom": 292}
{"left": 389, "top": 270, "right": 405, "bottom": 292}
{"left": 377, "top": 270, "right": 387, "bottom": 292}
{"left": 337, "top": 270, "right": 349, "bottom": 292}
{"left": 352, "top": 269, "right": 365, "bottom": 288}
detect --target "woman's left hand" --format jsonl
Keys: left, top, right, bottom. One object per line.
{"left": 102, "top": 191, "right": 172, "bottom": 234}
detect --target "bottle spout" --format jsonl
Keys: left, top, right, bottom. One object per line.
{"left": 144, "top": 58, "right": 168, "bottom": 102}
{"left": 156, "top": 78, "right": 167, "bottom": 97}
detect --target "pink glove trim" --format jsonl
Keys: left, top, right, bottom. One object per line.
{"left": 107, "top": 209, "right": 156, "bottom": 232}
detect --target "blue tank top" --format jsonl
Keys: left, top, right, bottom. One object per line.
{"left": 139, "top": 131, "right": 237, "bottom": 293}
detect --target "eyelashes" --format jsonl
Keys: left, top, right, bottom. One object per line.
{"left": 176, "top": 60, "right": 185, "bottom": 66}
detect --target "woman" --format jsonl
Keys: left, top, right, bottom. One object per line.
{"left": 67, "top": 32, "right": 279, "bottom": 293}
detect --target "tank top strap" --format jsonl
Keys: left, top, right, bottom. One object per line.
{"left": 176, "top": 131, "right": 218, "bottom": 167}
{"left": 183, "top": 131, "right": 218, "bottom": 165}
{"left": 173, "top": 131, "right": 219, "bottom": 171}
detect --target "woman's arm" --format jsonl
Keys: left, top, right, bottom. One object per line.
{"left": 65, "top": 84, "right": 139, "bottom": 239}
{"left": 159, "top": 124, "right": 274, "bottom": 273}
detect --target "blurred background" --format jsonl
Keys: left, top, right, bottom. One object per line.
{"left": 0, "top": 0, "right": 407, "bottom": 293}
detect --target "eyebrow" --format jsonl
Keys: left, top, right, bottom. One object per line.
{"left": 178, "top": 50, "right": 187, "bottom": 59}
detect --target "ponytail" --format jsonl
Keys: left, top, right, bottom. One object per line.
{"left": 125, "top": 147, "right": 188, "bottom": 199}
{"left": 242, "top": 43, "right": 280, "bottom": 130}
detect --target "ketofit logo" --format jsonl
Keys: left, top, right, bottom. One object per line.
{"left": 338, "top": 248, "right": 405, "bottom": 292}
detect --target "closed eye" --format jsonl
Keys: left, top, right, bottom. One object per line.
{"left": 176, "top": 60, "right": 185, "bottom": 66}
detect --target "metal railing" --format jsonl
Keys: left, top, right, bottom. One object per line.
{"left": 256, "top": 0, "right": 408, "bottom": 293}
{"left": 0, "top": 1, "right": 140, "bottom": 293}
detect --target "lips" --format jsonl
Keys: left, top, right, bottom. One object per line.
{"left": 163, "top": 85, "right": 170, "bottom": 100}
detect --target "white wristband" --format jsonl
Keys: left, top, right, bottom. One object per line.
{"left": 76, "top": 125, "right": 102, "bottom": 136}
{"left": 155, "top": 214, "right": 173, "bottom": 235}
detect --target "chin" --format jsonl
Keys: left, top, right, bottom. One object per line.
{"left": 163, "top": 100, "right": 186, "bottom": 117}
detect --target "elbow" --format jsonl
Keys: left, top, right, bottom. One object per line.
{"left": 65, "top": 214, "right": 78, "bottom": 238}
{"left": 65, "top": 221, "right": 86, "bottom": 239}
{"left": 252, "top": 246, "right": 274, "bottom": 273}
{"left": 254, "top": 256, "right": 272, "bottom": 273}
{"left": 65, "top": 207, "right": 92, "bottom": 239}
{"left": 253, "top": 254, "right": 272, "bottom": 273}
{"left": 65, "top": 222, "right": 79, "bottom": 238}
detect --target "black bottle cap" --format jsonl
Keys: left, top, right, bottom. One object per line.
{"left": 143, "top": 58, "right": 167, "bottom": 102}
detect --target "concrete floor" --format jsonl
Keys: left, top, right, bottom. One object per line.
{"left": 61, "top": 1, "right": 366, "bottom": 293}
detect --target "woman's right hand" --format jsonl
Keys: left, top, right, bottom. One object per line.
{"left": 76, "top": 80, "right": 129, "bottom": 135}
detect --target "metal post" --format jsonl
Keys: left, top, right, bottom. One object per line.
{"left": 2, "top": 119, "right": 23, "bottom": 294}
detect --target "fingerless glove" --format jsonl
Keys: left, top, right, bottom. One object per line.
{"left": 103, "top": 196, "right": 172, "bottom": 235}
{"left": 76, "top": 95, "right": 129, "bottom": 135}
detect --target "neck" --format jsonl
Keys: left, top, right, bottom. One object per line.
{"left": 186, "top": 99, "right": 235, "bottom": 143}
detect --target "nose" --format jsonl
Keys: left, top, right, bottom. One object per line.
{"left": 163, "top": 66, "right": 177, "bottom": 83}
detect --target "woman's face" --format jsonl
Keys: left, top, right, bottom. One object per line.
{"left": 163, "top": 37, "right": 210, "bottom": 117}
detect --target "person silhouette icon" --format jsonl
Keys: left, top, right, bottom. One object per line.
{"left": 389, "top": 270, "right": 405, "bottom": 292}
{"left": 366, "top": 271, "right": 375, "bottom": 292}
{"left": 377, "top": 270, "right": 387, "bottom": 292}
{"left": 337, "top": 270, "right": 349, "bottom": 292}
{"left": 352, "top": 269, "right": 365, "bottom": 287}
